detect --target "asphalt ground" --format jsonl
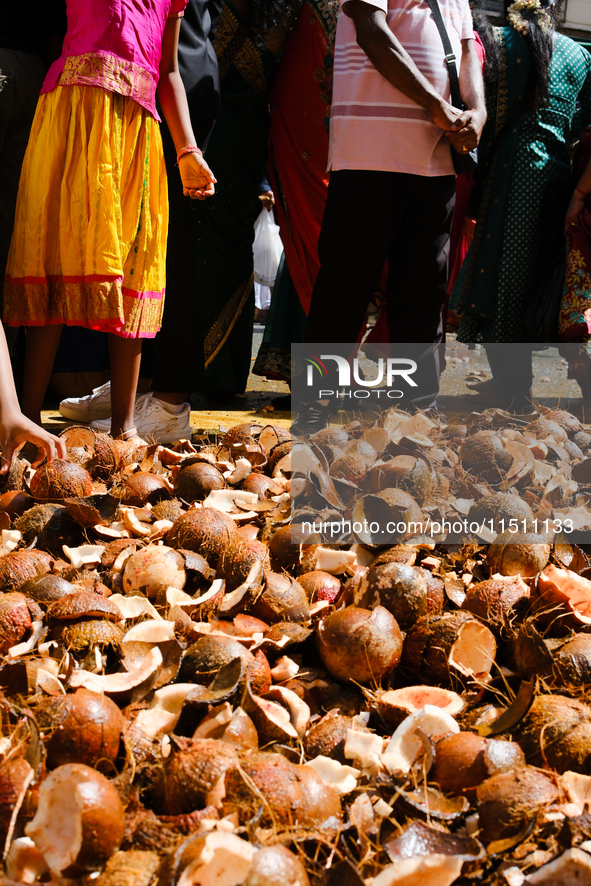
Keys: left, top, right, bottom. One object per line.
{"left": 40, "top": 329, "right": 591, "bottom": 437}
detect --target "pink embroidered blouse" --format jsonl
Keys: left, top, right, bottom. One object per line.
{"left": 41, "top": 0, "right": 189, "bottom": 120}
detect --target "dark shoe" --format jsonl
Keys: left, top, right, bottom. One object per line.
{"left": 568, "top": 360, "right": 591, "bottom": 398}
{"left": 291, "top": 401, "right": 331, "bottom": 436}
{"left": 271, "top": 393, "right": 291, "bottom": 410}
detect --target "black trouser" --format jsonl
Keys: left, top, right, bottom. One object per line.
{"left": 303, "top": 169, "right": 456, "bottom": 407}
{"left": 485, "top": 344, "right": 533, "bottom": 403}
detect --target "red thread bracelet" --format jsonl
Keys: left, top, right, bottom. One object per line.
{"left": 176, "top": 145, "right": 203, "bottom": 165}
{"left": 575, "top": 185, "right": 588, "bottom": 198}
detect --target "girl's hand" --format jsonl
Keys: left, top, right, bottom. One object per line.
{"left": 178, "top": 152, "right": 216, "bottom": 200}
{"left": 0, "top": 410, "right": 66, "bottom": 473}
{"left": 565, "top": 192, "right": 586, "bottom": 234}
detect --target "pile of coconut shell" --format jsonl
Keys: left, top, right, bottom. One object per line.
{"left": 4, "top": 413, "right": 591, "bottom": 885}
{"left": 293, "top": 404, "right": 591, "bottom": 543}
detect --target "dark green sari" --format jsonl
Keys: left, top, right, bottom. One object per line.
{"left": 451, "top": 29, "right": 591, "bottom": 342}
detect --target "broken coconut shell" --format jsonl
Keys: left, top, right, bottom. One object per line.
{"left": 317, "top": 606, "right": 403, "bottom": 685}
{"left": 516, "top": 694, "right": 591, "bottom": 773}
{"left": 25, "top": 763, "right": 125, "bottom": 877}
{"left": 29, "top": 460, "right": 93, "bottom": 502}
{"left": 402, "top": 611, "right": 496, "bottom": 685}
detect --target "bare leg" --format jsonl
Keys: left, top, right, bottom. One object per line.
{"left": 22, "top": 325, "right": 65, "bottom": 424}
{"left": 152, "top": 391, "right": 190, "bottom": 406}
{"left": 108, "top": 334, "right": 142, "bottom": 437}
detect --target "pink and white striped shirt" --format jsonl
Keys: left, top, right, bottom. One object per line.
{"left": 328, "top": 0, "right": 474, "bottom": 176}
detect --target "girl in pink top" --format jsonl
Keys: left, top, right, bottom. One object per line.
{"left": 4, "top": 0, "right": 215, "bottom": 443}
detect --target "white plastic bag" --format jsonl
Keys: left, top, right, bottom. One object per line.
{"left": 253, "top": 207, "right": 283, "bottom": 287}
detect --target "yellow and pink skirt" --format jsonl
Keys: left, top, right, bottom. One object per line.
{"left": 4, "top": 84, "right": 168, "bottom": 338}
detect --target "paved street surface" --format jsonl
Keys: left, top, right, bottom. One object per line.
{"left": 40, "top": 329, "right": 591, "bottom": 438}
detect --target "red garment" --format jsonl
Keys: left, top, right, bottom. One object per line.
{"left": 267, "top": 1, "right": 335, "bottom": 317}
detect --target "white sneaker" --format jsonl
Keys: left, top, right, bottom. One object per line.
{"left": 90, "top": 393, "right": 192, "bottom": 445}
{"left": 59, "top": 381, "right": 115, "bottom": 422}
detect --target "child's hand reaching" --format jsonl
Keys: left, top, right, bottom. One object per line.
{"left": 0, "top": 409, "right": 66, "bottom": 473}
{"left": 178, "top": 152, "right": 216, "bottom": 200}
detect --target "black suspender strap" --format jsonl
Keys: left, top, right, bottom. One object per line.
{"left": 425, "top": 0, "right": 464, "bottom": 110}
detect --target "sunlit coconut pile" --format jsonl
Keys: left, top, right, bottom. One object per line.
{"left": 3, "top": 411, "right": 591, "bottom": 885}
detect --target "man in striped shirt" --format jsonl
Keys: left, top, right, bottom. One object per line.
{"left": 293, "top": 0, "right": 485, "bottom": 433}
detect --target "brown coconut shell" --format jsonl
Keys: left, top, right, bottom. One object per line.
{"left": 317, "top": 606, "right": 403, "bottom": 685}
{"left": 419, "top": 568, "right": 446, "bottom": 616}
{"left": 0, "top": 490, "right": 34, "bottom": 520}
{"left": 431, "top": 732, "right": 489, "bottom": 797}
{"left": 0, "top": 592, "right": 33, "bottom": 655}
{"left": 485, "top": 534, "right": 551, "bottom": 577}
{"left": 59, "top": 619, "right": 124, "bottom": 652}
{"left": 249, "top": 572, "right": 310, "bottom": 624}
{"left": 29, "top": 460, "right": 93, "bottom": 502}
{"left": 161, "top": 737, "right": 239, "bottom": 814}
{"left": 297, "top": 571, "right": 342, "bottom": 604}
{"left": 461, "top": 576, "right": 531, "bottom": 635}
{"left": 244, "top": 845, "right": 310, "bottom": 886}
{"left": 476, "top": 766, "right": 561, "bottom": 845}
{"left": 25, "top": 763, "right": 125, "bottom": 877}
{"left": 459, "top": 432, "right": 513, "bottom": 483}
{"left": 552, "top": 633, "right": 591, "bottom": 687}
{"left": 20, "top": 574, "right": 77, "bottom": 604}
{"left": 173, "top": 463, "right": 225, "bottom": 503}
{"left": 468, "top": 494, "right": 534, "bottom": 533}
{"left": 303, "top": 710, "right": 368, "bottom": 763}
{"left": 44, "top": 688, "right": 124, "bottom": 772}
{"left": 377, "top": 685, "right": 464, "bottom": 731}
{"left": 403, "top": 612, "right": 496, "bottom": 685}
{"left": 223, "top": 752, "right": 342, "bottom": 834}
{"left": 178, "top": 635, "right": 270, "bottom": 696}
{"left": 123, "top": 472, "right": 171, "bottom": 507}
{"left": 268, "top": 526, "right": 300, "bottom": 569}
{"left": 152, "top": 499, "right": 186, "bottom": 523}
{"left": 47, "top": 591, "right": 122, "bottom": 623}
{"left": 371, "top": 545, "right": 419, "bottom": 567}
{"left": 368, "top": 455, "right": 436, "bottom": 505}
{"left": 167, "top": 509, "right": 268, "bottom": 588}
{"left": 516, "top": 694, "right": 591, "bottom": 773}
{"left": 241, "top": 473, "right": 284, "bottom": 497}
{"left": 0, "top": 756, "right": 34, "bottom": 855}
{"left": 354, "top": 562, "right": 428, "bottom": 629}
{"left": 0, "top": 550, "right": 53, "bottom": 591}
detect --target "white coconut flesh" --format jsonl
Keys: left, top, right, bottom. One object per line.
{"left": 193, "top": 703, "right": 234, "bottom": 739}
{"left": 5, "top": 836, "right": 49, "bottom": 884}
{"left": 449, "top": 622, "right": 496, "bottom": 677}
{"left": 381, "top": 706, "right": 460, "bottom": 775}
{"left": 70, "top": 646, "right": 163, "bottom": 696}
{"left": 265, "top": 686, "right": 310, "bottom": 736}
{"left": 538, "top": 565, "right": 591, "bottom": 622}
{"left": 109, "top": 594, "right": 161, "bottom": 620}
{"left": 177, "top": 832, "right": 256, "bottom": 886}
{"left": 372, "top": 854, "right": 463, "bottom": 886}
{"left": 305, "top": 756, "right": 360, "bottom": 796}
{"left": 134, "top": 683, "right": 198, "bottom": 737}
{"left": 527, "top": 848, "right": 591, "bottom": 885}
{"left": 344, "top": 729, "right": 384, "bottom": 775}
{"left": 26, "top": 770, "right": 84, "bottom": 875}
{"left": 380, "top": 686, "right": 464, "bottom": 716}
{"left": 314, "top": 547, "right": 357, "bottom": 575}
{"left": 250, "top": 694, "right": 298, "bottom": 739}
{"left": 123, "top": 619, "right": 176, "bottom": 643}
{"left": 122, "top": 546, "right": 186, "bottom": 594}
